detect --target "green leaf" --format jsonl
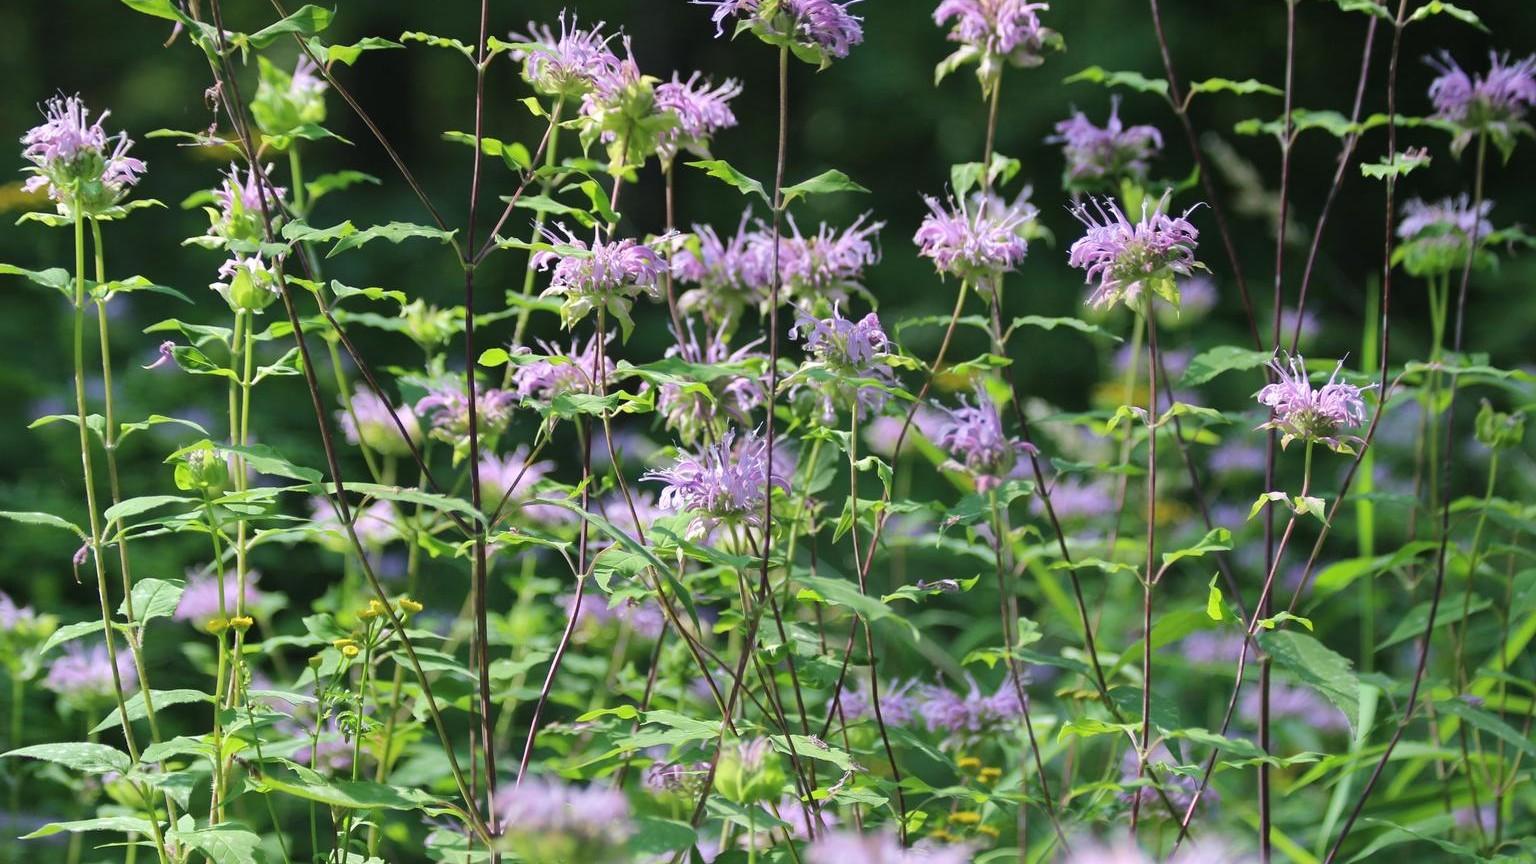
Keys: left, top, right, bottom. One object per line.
{"left": 685, "top": 159, "right": 769, "bottom": 204}
{"left": 105, "top": 495, "right": 195, "bottom": 526}
{"left": 92, "top": 689, "right": 212, "bottom": 734}
{"left": 400, "top": 30, "right": 475, "bottom": 59}
{"left": 23, "top": 817, "right": 158, "bottom": 839}
{"left": 629, "top": 817, "right": 698, "bottom": 857}
{"left": 1406, "top": 1, "right": 1486, "bottom": 31}
{"left": 1249, "top": 491, "right": 1289, "bottom": 521}
{"left": 1161, "top": 527, "right": 1232, "bottom": 571}
{"left": 780, "top": 169, "right": 870, "bottom": 207}
{"left": 118, "top": 0, "right": 181, "bottom": 21}
{"left": 1180, "top": 345, "right": 1272, "bottom": 387}
{"left": 247, "top": 4, "right": 331, "bottom": 48}
{"left": 308, "top": 36, "right": 402, "bottom": 67}
{"left": 1005, "top": 315, "right": 1122, "bottom": 342}
{"left": 327, "top": 221, "right": 457, "bottom": 257}
{"left": 214, "top": 442, "right": 323, "bottom": 484}
{"left": 168, "top": 822, "right": 264, "bottom": 864}
{"left": 1188, "top": 77, "right": 1283, "bottom": 98}
{"left": 1379, "top": 592, "right": 1490, "bottom": 649}
{"left": 304, "top": 170, "right": 381, "bottom": 205}
{"left": 1360, "top": 150, "right": 1431, "bottom": 180}
{"left": 119, "top": 577, "right": 187, "bottom": 626}
{"left": 3, "top": 742, "right": 131, "bottom": 774}
{"left": 796, "top": 574, "right": 897, "bottom": 625}
{"left": 1206, "top": 575, "right": 1224, "bottom": 621}
{"left": 576, "top": 705, "right": 640, "bottom": 723}
{"left": 1063, "top": 65, "right": 1170, "bottom": 99}
{"left": 1259, "top": 630, "right": 1360, "bottom": 735}
{"left": 0, "top": 263, "right": 74, "bottom": 299}
{"left": 40, "top": 620, "right": 103, "bottom": 656}
{"left": 256, "top": 768, "right": 450, "bottom": 811}
{"left": 0, "top": 509, "right": 84, "bottom": 537}
{"left": 1435, "top": 698, "right": 1536, "bottom": 760}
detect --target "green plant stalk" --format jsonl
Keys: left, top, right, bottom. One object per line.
{"left": 202, "top": 497, "right": 231, "bottom": 823}
{"left": 338, "top": 624, "right": 376, "bottom": 857}
{"left": 228, "top": 309, "right": 256, "bottom": 712}
{"left": 89, "top": 219, "right": 164, "bottom": 749}
{"left": 1358, "top": 279, "right": 1379, "bottom": 672}
{"left": 509, "top": 97, "right": 566, "bottom": 353}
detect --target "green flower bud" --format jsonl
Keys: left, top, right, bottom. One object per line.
{"left": 173, "top": 441, "right": 229, "bottom": 496}
{"left": 1475, "top": 399, "right": 1525, "bottom": 450}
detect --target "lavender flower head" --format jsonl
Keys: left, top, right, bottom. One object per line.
{"left": 1068, "top": 195, "right": 1203, "bottom": 313}
{"left": 644, "top": 427, "right": 789, "bottom": 537}
{"left": 0, "top": 591, "right": 40, "bottom": 633}
{"left": 656, "top": 319, "right": 767, "bottom": 446}
{"left": 175, "top": 567, "right": 268, "bottom": 627}
{"left": 808, "top": 829, "right": 972, "bottom": 864}
{"left": 308, "top": 497, "right": 397, "bottom": 549}
{"left": 655, "top": 71, "right": 743, "bottom": 163}
{"left": 1426, "top": 51, "right": 1536, "bottom": 152}
{"left": 415, "top": 382, "right": 517, "bottom": 447}
{"left": 1255, "top": 354, "right": 1372, "bottom": 452}
{"left": 1396, "top": 194, "right": 1497, "bottom": 276}
{"left": 914, "top": 189, "right": 1034, "bottom": 296}
{"left": 43, "top": 641, "right": 136, "bottom": 706}
{"left": 534, "top": 224, "right": 668, "bottom": 334}
{"left": 336, "top": 386, "right": 420, "bottom": 459}
{"left": 479, "top": 447, "right": 571, "bottom": 526}
{"left": 917, "top": 676, "right": 1025, "bottom": 745}
{"left": 495, "top": 777, "right": 633, "bottom": 861}
{"left": 1035, "top": 475, "right": 1114, "bottom": 522}
{"left": 934, "top": 0, "right": 1058, "bottom": 91}
{"left": 790, "top": 306, "right": 897, "bottom": 424}
{"left": 674, "top": 212, "right": 776, "bottom": 326}
{"left": 21, "top": 94, "right": 145, "bottom": 216}
{"left": 838, "top": 679, "right": 917, "bottom": 727}
{"left": 936, "top": 388, "right": 1037, "bottom": 492}
{"left": 702, "top": 0, "right": 865, "bottom": 65}
{"left": 509, "top": 13, "right": 621, "bottom": 99}
{"left": 207, "top": 162, "right": 285, "bottom": 245}
{"left": 781, "top": 213, "right": 884, "bottom": 308}
{"left": 511, "top": 334, "right": 615, "bottom": 401}
{"left": 1051, "top": 97, "right": 1163, "bottom": 189}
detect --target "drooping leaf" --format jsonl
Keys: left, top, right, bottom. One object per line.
{"left": 1259, "top": 630, "right": 1360, "bottom": 734}
{"left": 780, "top": 169, "right": 870, "bottom": 207}
{"left": 1063, "top": 65, "right": 1170, "bottom": 99}
{"left": 2, "top": 742, "right": 131, "bottom": 774}
{"left": 685, "top": 159, "right": 769, "bottom": 204}
{"left": 1180, "top": 345, "right": 1272, "bottom": 387}
{"left": 327, "top": 221, "right": 458, "bottom": 257}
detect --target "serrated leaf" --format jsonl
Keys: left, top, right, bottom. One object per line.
{"left": 1181, "top": 345, "right": 1272, "bottom": 387}
{"left": 780, "top": 169, "right": 869, "bottom": 207}
{"left": 247, "top": 4, "right": 331, "bottom": 48}
{"left": 1161, "top": 527, "right": 1232, "bottom": 570}
{"left": 1188, "top": 77, "right": 1282, "bottom": 98}
{"left": 3, "top": 742, "right": 131, "bottom": 774}
{"left": 327, "top": 221, "right": 457, "bottom": 257}
{"left": 119, "top": 577, "right": 187, "bottom": 626}
{"left": 168, "top": 823, "right": 264, "bottom": 864}
{"left": 0, "top": 509, "right": 84, "bottom": 537}
{"left": 1063, "top": 65, "right": 1170, "bottom": 99}
{"left": 685, "top": 159, "right": 769, "bottom": 204}
{"left": 1361, "top": 150, "right": 1431, "bottom": 180}
{"left": 92, "top": 688, "right": 211, "bottom": 734}
{"left": 23, "top": 817, "right": 157, "bottom": 839}
{"left": 1259, "top": 630, "right": 1360, "bottom": 735}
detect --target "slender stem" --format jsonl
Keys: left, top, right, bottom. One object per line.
{"left": 510, "top": 98, "right": 566, "bottom": 350}
{"left": 1130, "top": 310, "right": 1161, "bottom": 836}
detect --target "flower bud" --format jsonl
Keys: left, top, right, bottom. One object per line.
{"left": 228, "top": 616, "right": 254, "bottom": 633}
{"left": 173, "top": 441, "right": 229, "bottom": 496}
{"left": 1475, "top": 400, "right": 1525, "bottom": 450}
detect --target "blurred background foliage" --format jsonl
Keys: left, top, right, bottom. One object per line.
{"left": 0, "top": 0, "right": 1532, "bottom": 619}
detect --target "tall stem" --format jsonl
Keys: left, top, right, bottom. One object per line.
{"left": 1130, "top": 310, "right": 1161, "bottom": 836}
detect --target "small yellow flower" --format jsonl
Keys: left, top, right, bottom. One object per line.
{"left": 228, "top": 616, "right": 254, "bottom": 633}
{"left": 341, "top": 643, "right": 361, "bottom": 658}
{"left": 978, "top": 766, "right": 1002, "bottom": 784}
{"left": 398, "top": 597, "right": 424, "bottom": 614}
{"left": 977, "top": 824, "right": 1001, "bottom": 839}
{"left": 956, "top": 755, "right": 982, "bottom": 772}
{"left": 205, "top": 617, "right": 230, "bottom": 635}
{"left": 948, "top": 811, "right": 982, "bottom": 826}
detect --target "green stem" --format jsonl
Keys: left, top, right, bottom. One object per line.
{"left": 1358, "top": 280, "right": 1379, "bottom": 671}
{"left": 509, "top": 98, "right": 566, "bottom": 352}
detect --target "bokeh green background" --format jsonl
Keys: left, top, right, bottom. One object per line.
{"left": 1, "top": 0, "right": 1532, "bottom": 616}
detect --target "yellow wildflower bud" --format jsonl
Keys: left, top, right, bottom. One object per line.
{"left": 341, "top": 643, "right": 361, "bottom": 658}
{"left": 398, "top": 597, "right": 424, "bottom": 615}
{"left": 978, "top": 766, "right": 1002, "bottom": 784}
{"left": 228, "top": 616, "right": 254, "bottom": 633}
{"left": 956, "top": 755, "right": 982, "bottom": 772}
{"left": 949, "top": 811, "right": 982, "bottom": 826}
{"left": 206, "top": 617, "right": 230, "bottom": 635}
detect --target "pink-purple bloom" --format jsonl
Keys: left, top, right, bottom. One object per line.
{"left": 534, "top": 225, "right": 669, "bottom": 332}
{"left": 1426, "top": 51, "right": 1536, "bottom": 151}
{"left": 914, "top": 190, "right": 1034, "bottom": 295}
{"left": 43, "top": 641, "right": 136, "bottom": 703}
{"left": 479, "top": 447, "right": 570, "bottom": 525}
{"left": 934, "top": 0, "right": 1056, "bottom": 87}
{"left": 655, "top": 71, "right": 743, "bottom": 163}
{"left": 509, "top": 13, "right": 622, "bottom": 99}
{"left": 936, "top": 388, "right": 1037, "bottom": 492}
{"left": 21, "top": 94, "right": 145, "bottom": 215}
{"left": 336, "top": 386, "right": 421, "bottom": 458}
{"left": 0, "top": 592, "right": 39, "bottom": 632}
{"left": 702, "top": 0, "right": 865, "bottom": 62}
{"left": 511, "top": 335, "right": 615, "bottom": 401}
{"left": 790, "top": 306, "right": 896, "bottom": 423}
{"left": 495, "top": 777, "right": 633, "bottom": 858}
{"left": 781, "top": 212, "right": 884, "bottom": 307}
{"left": 644, "top": 427, "right": 789, "bottom": 536}
{"left": 1256, "top": 354, "right": 1371, "bottom": 451}
{"left": 1068, "top": 195, "right": 1203, "bottom": 312}
{"left": 415, "top": 382, "right": 517, "bottom": 442}
{"left": 207, "top": 162, "right": 285, "bottom": 244}
{"left": 674, "top": 212, "right": 777, "bottom": 325}
{"left": 1396, "top": 195, "right": 1498, "bottom": 276}
{"left": 175, "top": 568, "right": 268, "bottom": 625}
{"left": 656, "top": 320, "right": 767, "bottom": 445}
{"left": 808, "top": 829, "right": 971, "bottom": 864}
{"left": 1051, "top": 97, "right": 1163, "bottom": 188}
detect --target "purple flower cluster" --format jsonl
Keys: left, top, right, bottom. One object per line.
{"left": 655, "top": 71, "right": 743, "bottom": 163}
{"left": 914, "top": 190, "right": 1034, "bottom": 295}
{"left": 782, "top": 213, "right": 884, "bottom": 306}
{"left": 703, "top": 0, "right": 865, "bottom": 62}
{"left": 644, "top": 427, "right": 789, "bottom": 536}
{"left": 1255, "top": 354, "right": 1371, "bottom": 451}
{"left": 478, "top": 447, "right": 568, "bottom": 525}
{"left": 567, "top": 592, "right": 666, "bottom": 641}
{"left": 175, "top": 568, "right": 268, "bottom": 626}
{"left": 415, "top": 382, "right": 517, "bottom": 443}
{"left": 1240, "top": 681, "right": 1348, "bottom": 735}
{"left": 43, "top": 641, "right": 136, "bottom": 704}
{"left": 1427, "top": 51, "right": 1536, "bottom": 150}
{"left": 21, "top": 94, "right": 145, "bottom": 215}
{"left": 210, "top": 255, "right": 282, "bottom": 313}
{"left": 495, "top": 777, "right": 633, "bottom": 858}
{"left": 511, "top": 335, "right": 615, "bottom": 401}
{"left": 1068, "top": 196, "right": 1202, "bottom": 312}
{"left": 674, "top": 213, "right": 777, "bottom": 325}
{"left": 934, "top": 0, "right": 1055, "bottom": 83}
{"left": 808, "top": 830, "right": 971, "bottom": 864}
{"left": 656, "top": 320, "right": 766, "bottom": 445}
{"left": 509, "top": 14, "right": 621, "bottom": 100}
{"left": 917, "top": 678, "right": 1025, "bottom": 741}
{"left": 308, "top": 497, "right": 398, "bottom": 549}
{"left": 1396, "top": 194, "right": 1497, "bottom": 276}
{"left": 534, "top": 225, "right": 668, "bottom": 331}
{"left": 1051, "top": 97, "right": 1163, "bottom": 188}
{"left": 337, "top": 386, "right": 421, "bottom": 458}
{"left": 936, "top": 388, "right": 1037, "bottom": 492}
{"left": 837, "top": 679, "right": 917, "bottom": 726}
{"left": 0, "top": 591, "right": 40, "bottom": 633}
{"left": 790, "top": 307, "right": 896, "bottom": 423}
{"left": 1036, "top": 475, "right": 1114, "bottom": 522}
{"left": 207, "top": 163, "right": 285, "bottom": 245}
